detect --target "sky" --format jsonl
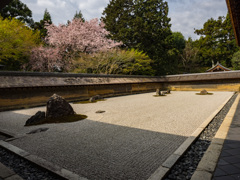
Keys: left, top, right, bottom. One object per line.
{"left": 21, "top": 0, "right": 228, "bottom": 40}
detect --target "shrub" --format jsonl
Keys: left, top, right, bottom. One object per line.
{"left": 73, "top": 49, "right": 155, "bottom": 75}
{"left": 0, "top": 17, "right": 40, "bottom": 70}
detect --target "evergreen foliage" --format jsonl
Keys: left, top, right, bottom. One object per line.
{"left": 74, "top": 10, "right": 85, "bottom": 22}
{"left": 194, "top": 13, "right": 238, "bottom": 68}
{"left": 33, "top": 9, "right": 52, "bottom": 39}
{"left": 102, "top": 0, "right": 173, "bottom": 75}
{"left": 172, "top": 32, "right": 185, "bottom": 54}
{"left": 0, "top": 0, "right": 34, "bottom": 27}
{"left": 231, "top": 51, "right": 240, "bottom": 70}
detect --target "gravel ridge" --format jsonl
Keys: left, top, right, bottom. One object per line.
{"left": 164, "top": 93, "right": 238, "bottom": 180}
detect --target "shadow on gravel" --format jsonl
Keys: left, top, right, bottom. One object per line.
{"left": 0, "top": 111, "right": 32, "bottom": 132}
{"left": 7, "top": 119, "right": 188, "bottom": 180}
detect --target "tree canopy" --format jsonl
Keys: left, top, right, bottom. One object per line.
{"left": 46, "top": 18, "right": 121, "bottom": 54}
{"left": 74, "top": 10, "right": 85, "bottom": 22}
{"left": 0, "top": 17, "right": 40, "bottom": 70}
{"left": 0, "top": 0, "right": 34, "bottom": 27}
{"left": 194, "top": 13, "right": 238, "bottom": 68}
{"left": 102, "top": 0, "right": 173, "bottom": 75}
{"left": 73, "top": 49, "right": 155, "bottom": 75}
{"left": 180, "top": 38, "right": 199, "bottom": 72}
{"left": 231, "top": 51, "right": 240, "bottom": 70}
{"left": 29, "top": 18, "right": 121, "bottom": 72}
{"left": 33, "top": 9, "right": 52, "bottom": 39}
{"left": 172, "top": 32, "right": 185, "bottom": 54}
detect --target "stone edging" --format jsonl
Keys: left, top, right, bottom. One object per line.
{"left": 0, "top": 162, "right": 23, "bottom": 180}
{"left": 190, "top": 93, "right": 240, "bottom": 180}
{"left": 0, "top": 140, "right": 88, "bottom": 180}
{"left": 147, "top": 93, "right": 235, "bottom": 180}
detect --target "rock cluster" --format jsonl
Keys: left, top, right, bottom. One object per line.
{"left": 199, "top": 89, "right": 208, "bottom": 95}
{"left": 156, "top": 89, "right": 171, "bottom": 96}
{"left": 25, "top": 94, "right": 75, "bottom": 126}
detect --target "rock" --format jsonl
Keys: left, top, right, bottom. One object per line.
{"left": 96, "top": 110, "right": 105, "bottom": 113}
{"left": 156, "top": 89, "right": 169, "bottom": 96}
{"left": 160, "top": 91, "right": 166, "bottom": 96}
{"left": 27, "top": 128, "right": 49, "bottom": 134}
{"left": 25, "top": 111, "right": 45, "bottom": 126}
{"left": 156, "top": 89, "right": 166, "bottom": 96}
{"left": 200, "top": 89, "right": 208, "bottom": 95}
{"left": 46, "top": 94, "right": 75, "bottom": 118}
{"left": 166, "top": 89, "right": 171, "bottom": 94}
{"left": 89, "top": 95, "right": 103, "bottom": 102}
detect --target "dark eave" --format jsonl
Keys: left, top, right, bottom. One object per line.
{"left": 226, "top": 0, "right": 240, "bottom": 46}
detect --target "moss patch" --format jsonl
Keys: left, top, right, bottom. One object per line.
{"left": 153, "top": 95, "right": 167, "bottom": 97}
{"left": 73, "top": 99, "right": 106, "bottom": 104}
{"left": 25, "top": 114, "right": 87, "bottom": 126}
{"left": 196, "top": 93, "right": 214, "bottom": 95}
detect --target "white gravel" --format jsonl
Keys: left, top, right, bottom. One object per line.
{"left": 0, "top": 91, "right": 234, "bottom": 180}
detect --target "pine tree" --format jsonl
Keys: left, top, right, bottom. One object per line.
{"left": 33, "top": 9, "right": 52, "bottom": 39}
{"left": 194, "top": 13, "right": 238, "bottom": 68}
{"left": 43, "top": 9, "right": 52, "bottom": 23}
{"left": 74, "top": 10, "right": 85, "bottom": 22}
{"left": 0, "top": 0, "right": 34, "bottom": 27}
{"left": 102, "top": 0, "right": 173, "bottom": 75}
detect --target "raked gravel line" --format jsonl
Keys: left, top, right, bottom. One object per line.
{"left": 0, "top": 91, "right": 234, "bottom": 180}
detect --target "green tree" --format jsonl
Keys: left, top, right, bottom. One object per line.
{"left": 194, "top": 13, "right": 238, "bottom": 68}
{"left": 0, "top": 17, "right": 40, "bottom": 70}
{"left": 74, "top": 10, "right": 85, "bottom": 22}
{"left": 73, "top": 49, "right": 155, "bottom": 75}
{"left": 102, "top": 0, "right": 173, "bottom": 75}
{"left": 180, "top": 38, "right": 200, "bottom": 72}
{"left": 33, "top": 9, "right": 52, "bottom": 39}
{"left": 169, "top": 32, "right": 186, "bottom": 73}
{"left": 0, "top": 0, "right": 34, "bottom": 27}
{"left": 172, "top": 32, "right": 185, "bottom": 54}
{"left": 231, "top": 51, "right": 240, "bottom": 70}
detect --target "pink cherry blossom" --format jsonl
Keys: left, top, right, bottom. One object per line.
{"left": 29, "top": 18, "right": 121, "bottom": 72}
{"left": 29, "top": 46, "right": 68, "bottom": 72}
{"left": 46, "top": 18, "right": 121, "bottom": 53}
